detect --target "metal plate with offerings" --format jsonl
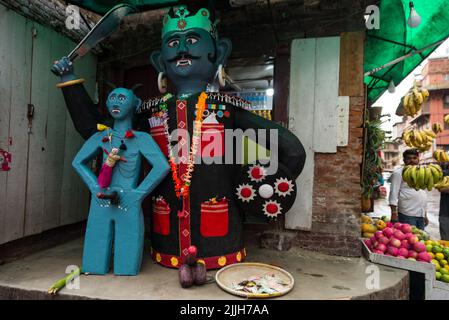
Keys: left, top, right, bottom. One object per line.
{"left": 215, "top": 262, "right": 294, "bottom": 298}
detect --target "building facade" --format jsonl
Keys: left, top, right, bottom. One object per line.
{"left": 422, "top": 58, "right": 449, "bottom": 152}
{"left": 382, "top": 141, "right": 401, "bottom": 171}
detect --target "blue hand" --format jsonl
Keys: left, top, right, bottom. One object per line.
{"left": 91, "top": 185, "right": 111, "bottom": 207}
{"left": 51, "top": 56, "right": 77, "bottom": 82}
{"left": 118, "top": 190, "right": 146, "bottom": 212}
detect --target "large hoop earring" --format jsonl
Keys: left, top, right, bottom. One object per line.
{"left": 158, "top": 72, "right": 167, "bottom": 93}
{"left": 217, "top": 64, "right": 226, "bottom": 88}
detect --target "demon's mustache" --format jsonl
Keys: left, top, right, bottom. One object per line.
{"left": 167, "top": 54, "right": 201, "bottom": 63}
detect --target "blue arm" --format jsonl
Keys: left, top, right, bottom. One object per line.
{"left": 135, "top": 132, "right": 170, "bottom": 197}
{"left": 72, "top": 132, "right": 103, "bottom": 193}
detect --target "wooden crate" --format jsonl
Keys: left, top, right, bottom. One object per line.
{"left": 428, "top": 280, "right": 449, "bottom": 299}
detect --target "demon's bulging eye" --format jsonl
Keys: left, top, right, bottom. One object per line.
{"left": 109, "top": 94, "right": 116, "bottom": 101}
{"left": 118, "top": 94, "right": 126, "bottom": 102}
{"left": 168, "top": 39, "right": 180, "bottom": 48}
{"left": 186, "top": 37, "right": 198, "bottom": 45}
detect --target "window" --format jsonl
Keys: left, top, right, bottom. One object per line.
{"left": 444, "top": 95, "right": 449, "bottom": 109}
{"left": 445, "top": 74, "right": 449, "bottom": 81}
{"left": 438, "top": 145, "right": 449, "bottom": 152}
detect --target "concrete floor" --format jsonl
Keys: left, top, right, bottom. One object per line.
{"left": 0, "top": 238, "right": 408, "bottom": 300}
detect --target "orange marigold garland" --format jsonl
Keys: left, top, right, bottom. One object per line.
{"left": 162, "top": 92, "right": 207, "bottom": 199}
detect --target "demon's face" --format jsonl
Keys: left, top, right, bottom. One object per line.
{"left": 160, "top": 28, "right": 217, "bottom": 84}
{"left": 106, "top": 88, "right": 141, "bottom": 120}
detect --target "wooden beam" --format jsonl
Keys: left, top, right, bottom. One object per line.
{"left": 304, "top": 0, "right": 320, "bottom": 8}
{"left": 273, "top": 45, "right": 290, "bottom": 126}
{"left": 339, "top": 31, "right": 365, "bottom": 97}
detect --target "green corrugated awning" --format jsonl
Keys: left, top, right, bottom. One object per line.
{"left": 68, "top": 0, "right": 181, "bottom": 14}
{"left": 365, "top": 0, "right": 449, "bottom": 102}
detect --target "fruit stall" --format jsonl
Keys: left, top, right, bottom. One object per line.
{"left": 362, "top": 84, "right": 449, "bottom": 298}
{"left": 361, "top": 216, "right": 449, "bottom": 299}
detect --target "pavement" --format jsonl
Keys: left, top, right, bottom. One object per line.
{"left": 0, "top": 238, "right": 409, "bottom": 300}
{"left": 372, "top": 182, "right": 441, "bottom": 240}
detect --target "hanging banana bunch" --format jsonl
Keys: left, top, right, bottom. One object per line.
{"left": 402, "top": 164, "right": 443, "bottom": 191}
{"left": 402, "top": 128, "right": 435, "bottom": 152}
{"left": 444, "top": 115, "right": 449, "bottom": 126}
{"left": 432, "top": 123, "right": 443, "bottom": 134}
{"left": 435, "top": 176, "right": 449, "bottom": 191}
{"left": 434, "top": 149, "right": 449, "bottom": 163}
{"left": 402, "top": 82, "right": 430, "bottom": 117}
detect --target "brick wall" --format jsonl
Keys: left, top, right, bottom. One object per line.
{"left": 423, "top": 58, "right": 449, "bottom": 76}
{"left": 296, "top": 95, "right": 364, "bottom": 256}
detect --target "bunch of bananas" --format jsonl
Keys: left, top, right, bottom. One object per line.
{"left": 445, "top": 115, "right": 449, "bottom": 126}
{"left": 435, "top": 176, "right": 449, "bottom": 191}
{"left": 402, "top": 85, "right": 430, "bottom": 117}
{"left": 433, "top": 123, "right": 443, "bottom": 134}
{"left": 434, "top": 149, "right": 449, "bottom": 163}
{"left": 402, "top": 129, "right": 435, "bottom": 152}
{"left": 402, "top": 164, "right": 443, "bottom": 191}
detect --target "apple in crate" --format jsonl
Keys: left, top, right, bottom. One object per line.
{"left": 400, "top": 240, "right": 409, "bottom": 249}
{"left": 389, "top": 237, "right": 401, "bottom": 248}
{"left": 387, "top": 246, "right": 399, "bottom": 256}
{"left": 378, "top": 236, "right": 389, "bottom": 245}
{"left": 393, "top": 230, "right": 405, "bottom": 241}
{"left": 374, "top": 231, "right": 383, "bottom": 239}
{"left": 413, "top": 242, "right": 426, "bottom": 253}
{"left": 417, "top": 252, "right": 432, "bottom": 263}
{"left": 407, "top": 234, "right": 419, "bottom": 245}
{"left": 364, "top": 239, "right": 372, "bottom": 249}
{"left": 383, "top": 227, "right": 394, "bottom": 238}
{"left": 394, "top": 222, "right": 402, "bottom": 229}
{"left": 401, "top": 224, "right": 412, "bottom": 234}
{"left": 398, "top": 248, "right": 409, "bottom": 258}
{"left": 375, "top": 243, "right": 387, "bottom": 253}
{"left": 408, "top": 250, "right": 418, "bottom": 259}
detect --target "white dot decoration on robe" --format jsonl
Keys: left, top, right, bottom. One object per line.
{"left": 263, "top": 200, "right": 282, "bottom": 218}
{"left": 258, "top": 184, "right": 274, "bottom": 199}
{"left": 274, "top": 177, "right": 294, "bottom": 197}
{"left": 236, "top": 183, "right": 256, "bottom": 202}
{"left": 247, "top": 164, "right": 266, "bottom": 182}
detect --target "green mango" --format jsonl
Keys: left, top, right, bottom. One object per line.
{"left": 442, "top": 274, "right": 449, "bottom": 283}
{"left": 433, "top": 246, "right": 443, "bottom": 254}
{"left": 443, "top": 248, "right": 449, "bottom": 258}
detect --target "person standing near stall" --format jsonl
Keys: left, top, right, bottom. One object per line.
{"left": 438, "top": 163, "right": 449, "bottom": 240}
{"left": 389, "top": 149, "right": 428, "bottom": 228}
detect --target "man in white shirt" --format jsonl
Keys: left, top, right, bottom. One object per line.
{"left": 389, "top": 149, "right": 428, "bottom": 229}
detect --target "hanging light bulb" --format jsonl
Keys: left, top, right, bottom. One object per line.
{"left": 388, "top": 80, "right": 396, "bottom": 93}
{"left": 266, "top": 88, "right": 274, "bottom": 97}
{"left": 407, "top": 1, "right": 422, "bottom": 28}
